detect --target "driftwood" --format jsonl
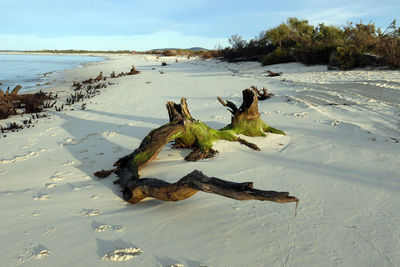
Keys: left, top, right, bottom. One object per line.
{"left": 94, "top": 72, "right": 103, "bottom": 82}
{"left": 95, "top": 89, "right": 297, "bottom": 206}
{"left": 250, "top": 86, "right": 274, "bottom": 100}
{"left": 117, "top": 170, "right": 298, "bottom": 205}
{"left": 265, "top": 70, "right": 282, "bottom": 77}
{"left": 126, "top": 65, "right": 140, "bottom": 75}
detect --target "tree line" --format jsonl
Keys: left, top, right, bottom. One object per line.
{"left": 203, "top": 18, "right": 400, "bottom": 70}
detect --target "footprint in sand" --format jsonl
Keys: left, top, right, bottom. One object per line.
{"left": 60, "top": 133, "right": 98, "bottom": 147}
{"left": 62, "top": 160, "right": 78, "bottom": 166}
{"left": 95, "top": 225, "right": 111, "bottom": 232}
{"left": 42, "top": 227, "right": 56, "bottom": 236}
{"left": 293, "top": 112, "right": 308, "bottom": 117}
{"left": 95, "top": 224, "right": 125, "bottom": 233}
{"left": 33, "top": 210, "right": 42, "bottom": 217}
{"left": 80, "top": 209, "right": 101, "bottom": 216}
{"left": 102, "top": 131, "right": 119, "bottom": 137}
{"left": 33, "top": 193, "right": 50, "bottom": 200}
{"left": 0, "top": 148, "right": 46, "bottom": 165}
{"left": 21, "top": 138, "right": 38, "bottom": 148}
{"left": 45, "top": 183, "right": 57, "bottom": 189}
{"left": 70, "top": 182, "right": 93, "bottom": 191}
{"left": 331, "top": 119, "right": 340, "bottom": 126}
{"left": 101, "top": 248, "right": 142, "bottom": 262}
{"left": 113, "top": 226, "right": 124, "bottom": 232}
{"left": 34, "top": 249, "right": 50, "bottom": 259}
{"left": 49, "top": 171, "right": 71, "bottom": 182}
{"left": 60, "top": 137, "right": 79, "bottom": 146}
{"left": 17, "top": 245, "right": 51, "bottom": 264}
{"left": 49, "top": 171, "right": 64, "bottom": 182}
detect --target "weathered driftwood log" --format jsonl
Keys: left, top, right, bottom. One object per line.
{"left": 265, "top": 70, "right": 282, "bottom": 77}
{"left": 95, "top": 89, "right": 298, "bottom": 205}
{"left": 117, "top": 170, "right": 298, "bottom": 205}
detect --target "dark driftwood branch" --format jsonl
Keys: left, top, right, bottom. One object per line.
{"left": 217, "top": 96, "right": 239, "bottom": 115}
{"left": 265, "top": 70, "right": 282, "bottom": 77}
{"left": 119, "top": 170, "right": 298, "bottom": 205}
{"left": 112, "top": 120, "right": 186, "bottom": 179}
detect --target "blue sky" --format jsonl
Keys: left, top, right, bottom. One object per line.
{"left": 1, "top": 0, "right": 399, "bottom": 51}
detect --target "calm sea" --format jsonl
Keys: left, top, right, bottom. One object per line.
{"left": 0, "top": 54, "right": 104, "bottom": 92}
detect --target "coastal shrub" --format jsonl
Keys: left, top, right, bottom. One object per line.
{"left": 313, "top": 23, "right": 345, "bottom": 49}
{"left": 163, "top": 50, "right": 178, "bottom": 56}
{"left": 263, "top": 18, "right": 314, "bottom": 49}
{"left": 264, "top": 22, "right": 292, "bottom": 48}
{"left": 343, "top": 22, "right": 378, "bottom": 52}
{"left": 335, "top": 45, "right": 363, "bottom": 69}
{"left": 377, "top": 37, "right": 400, "bottom": 69}
{"left": 290, "top": 47, "right": 335, "bottom": 65}
{"left": 376, "top": 20, "right": 400, "bottom": 69}
{"left": 261, "top": 47, "right": 294, "bottom": 66}
{"left": 286, "top": 18, "right": 314, "bottom": 48}
{"left": 200, "top": 50, "right": 218, "bottom": 59}
{"left": 201, "top": 17, "right": 399, "bottom": 69}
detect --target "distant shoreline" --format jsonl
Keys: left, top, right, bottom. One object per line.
{"left": 0, "top": 53, "right": 107, "bottom": 94}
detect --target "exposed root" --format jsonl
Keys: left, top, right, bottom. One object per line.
{"left": 94, "top": 169, "right": 116, "bottom": 178}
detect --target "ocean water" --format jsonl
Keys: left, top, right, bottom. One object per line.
{"left": 0, "top": 54, "right": 104, "bottom": 92}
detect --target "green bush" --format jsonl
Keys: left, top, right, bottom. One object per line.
{"left": 376, "top": 20, "right": 400, "bottom": 69}
{"left": 291, "top": 47, "right": 334, "bottom": 65}
{"left": 261, "top": 48, "right": 294, "bottom": 65}
{"left": 335, "top": 45, "right": 362, "bottom": 69}
{"left": 163, "top": 50, "right": 178, "bottom": 56}
{"left": 207, "top": 17, "right": 399, "bottom": 69}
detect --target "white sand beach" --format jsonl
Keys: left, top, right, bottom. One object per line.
{"left": 1, "top": 54, "right": 399, "bottom": 266}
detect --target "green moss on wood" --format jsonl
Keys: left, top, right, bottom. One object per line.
{"left": 262, "top": 121, "right": 286, "bottom": 135}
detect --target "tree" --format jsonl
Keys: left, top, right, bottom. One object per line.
{"left": 229, "top": 34, "right": 247, "bottom": 49}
